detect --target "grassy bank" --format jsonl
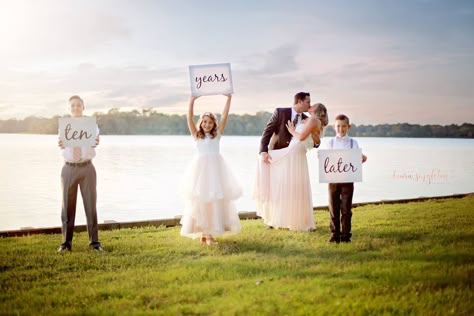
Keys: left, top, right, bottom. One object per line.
{"left": 1, "top": 196, "right": 473, "bottom": 315}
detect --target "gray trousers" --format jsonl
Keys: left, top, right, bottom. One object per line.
{"left": 61, "top": 162, "right": 99, "bottom": 246}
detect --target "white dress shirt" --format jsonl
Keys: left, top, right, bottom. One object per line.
{"left": 61, "top": 126, "right": 99, "bottom": 163}
{"left": 291, "top": 108, "right": 303, "bottom": 125}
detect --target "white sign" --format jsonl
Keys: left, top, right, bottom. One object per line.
{"left": 318, "top": 149, "right": 363, "bottom": 183}
{"left": 189, "top": 63, "right": 234, "bottom": 96}
{"left": 59, "top": 117, "right": 97, "bottom": 147}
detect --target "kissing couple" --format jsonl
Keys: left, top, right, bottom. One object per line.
{"left": 254, "top": 92, "right": 328, "bottom": 231}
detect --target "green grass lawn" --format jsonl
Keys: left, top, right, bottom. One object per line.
{"left": 1, "top": 196, "right": 473, "bottom": 315}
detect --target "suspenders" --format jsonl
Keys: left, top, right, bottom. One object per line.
{"left": 330, "top": 138, "right": 353, "bottom": 149}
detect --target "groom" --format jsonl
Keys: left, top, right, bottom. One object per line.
{"left": 258, "top": 92, "right": 312, "bottom": 229}
{"left": 259, "top": 92, "right": 311, "bottom": 163}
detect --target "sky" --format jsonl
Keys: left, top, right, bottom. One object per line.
{"left": 0, "top": 0, "right": 473, "bottom": 125}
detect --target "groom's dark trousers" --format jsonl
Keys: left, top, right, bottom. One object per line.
{"left": 328, "top": 182, "right": 354, "bottom": 241}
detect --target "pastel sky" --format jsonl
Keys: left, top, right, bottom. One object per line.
{"left": 0, "top": 0, "right": 473, "bottom": 124}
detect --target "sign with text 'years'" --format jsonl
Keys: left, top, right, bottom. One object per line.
{"left": 58, "top": 117, "right": 97, "bottom": 147}
{"left": 318, "top": 149, "right": 363, "bottom": 183}
{"left": 189, "top": 63, "right": 234, "bottom": 96}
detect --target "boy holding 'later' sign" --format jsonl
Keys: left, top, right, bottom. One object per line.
{"left": 322, "top": 114, "right": 367, "bottom": 244}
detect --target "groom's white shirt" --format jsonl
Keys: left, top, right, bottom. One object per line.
{"left": 291, "top": 108, "right": 302, "bottom": 124}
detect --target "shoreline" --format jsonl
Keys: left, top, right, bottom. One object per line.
{"left": 1, "top": 193, "right": 471, "bottom": 238}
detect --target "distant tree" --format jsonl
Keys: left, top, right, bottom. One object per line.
{"left": 0, "top": 110, "right": 472, "bottom": 138}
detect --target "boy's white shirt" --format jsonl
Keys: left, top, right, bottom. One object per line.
{"left": 60, "top": 125, "right": 100, "bottom": 162}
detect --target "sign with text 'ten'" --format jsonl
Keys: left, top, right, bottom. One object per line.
{"left": 318, "top": 149, "right": 363, "bottom": 183}
{"left": 59, "top": 117, "right": 97, "bottom": 147}
{"left": 189, "top": 63, "right": 234, "bottom": 96}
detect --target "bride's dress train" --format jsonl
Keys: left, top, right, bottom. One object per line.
{"left": 254, "top": 124, "right": 315, "bottom": 231}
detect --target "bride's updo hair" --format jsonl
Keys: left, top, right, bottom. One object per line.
{"left": 313, "top": 103, "right": 328, "bottom": 127}
{"left": 312, "top": 103, "right": 328, "bottom": 136}
{"left": 196, "top": 112, "right": 218, "bottom": 139}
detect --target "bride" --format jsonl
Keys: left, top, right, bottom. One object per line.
{"left": 254, "top": 103, "right": 328, "bottom": 231}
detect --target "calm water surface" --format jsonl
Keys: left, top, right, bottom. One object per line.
{"left": 1, "top": 134, "right": 473, "bottom": 230}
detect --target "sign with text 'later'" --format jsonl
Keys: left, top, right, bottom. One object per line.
{"left": 318, "top": 149, "right": 363, "bottom": 183}
{"left": 59, "top": 117, "right": 97, "bottom": 147}
{"left": 189, "top": 63, "right": 233, "bottom": 96}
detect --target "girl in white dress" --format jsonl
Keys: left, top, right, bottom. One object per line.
{"left": 254, "top": 104, "right": 325, "bottom": 231}
{"left": 180, "top": 95, "right": 242, "bottom": 245}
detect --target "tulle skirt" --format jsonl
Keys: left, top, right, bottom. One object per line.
{"left": 180, "top": 153, "right": 242, "bottom": 238}
{"left": 254, "top": 142, "right": 315, "bottom": 231}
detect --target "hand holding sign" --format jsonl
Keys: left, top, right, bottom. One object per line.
{"left": 58, "top": 117, "right": 97, "bottom": 147}
{"left": 318, "top": 149, "right": 363, "bottom": 183}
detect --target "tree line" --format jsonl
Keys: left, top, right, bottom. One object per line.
{"left": 0, "top": 108, "right": 473, "bottom": 138}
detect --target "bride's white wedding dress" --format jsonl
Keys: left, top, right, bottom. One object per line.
{"left": 254, "top": 123, "right": 315, "bottom": 231}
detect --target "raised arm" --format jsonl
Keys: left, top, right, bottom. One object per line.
{"left": 310, "top": 131, "right": 321, "bottom": 147}
{"left": 286, "top": 117, "right": 321, "bottom": 141}
{"left": 187, "top": 96, "right": 199, "bottom": 137}
{"left": 217, "top": 94, "right": 232, "bottom": 135}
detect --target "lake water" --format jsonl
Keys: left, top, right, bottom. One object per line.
{"left": 1, "top": 134, "right": 473, "bottom": 231}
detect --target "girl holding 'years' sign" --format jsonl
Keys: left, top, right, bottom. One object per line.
{"left": 180, "top": 94, "right": 242, "bottom": 245}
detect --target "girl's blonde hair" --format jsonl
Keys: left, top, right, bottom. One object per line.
{"left": 196, "top": 112, "right": 218, "bottom": 139}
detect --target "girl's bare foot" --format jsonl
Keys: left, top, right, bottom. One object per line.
{"left": 206, "top": 236, "right": 218, "bottom": 245}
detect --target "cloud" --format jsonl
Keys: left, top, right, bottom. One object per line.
{"left": 1, "top": 1, "right": 473, "bottom": 124}
{"left": 226, "top": 43, "right": 308, "bottom": 108}
{"left": 245, "top": 44, "right": 300, "bottom": 76}
{"left": 0, "top": 63, "right": 192, "bottom": 118}
{"left": 0, "top": 2, "right": 130, "bottom": 66}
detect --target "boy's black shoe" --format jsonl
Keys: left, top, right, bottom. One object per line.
{"left": 90, "top": 243, "right": 104, "bottom": 252}
{"left": 92, "top": 245, "right": 104, "bottom": 252}
{"left": 57, "top": 244, "right": 71, "bottom": 253}
{"left": 341, "top": 234, "right": 352, "bottom": 243}
{"left": 328, "top": 236, "right": 340, "bottom": 244}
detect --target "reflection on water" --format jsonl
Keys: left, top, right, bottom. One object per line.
{"left": 0, "top": 134, "right": 473, "bottom": 230}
